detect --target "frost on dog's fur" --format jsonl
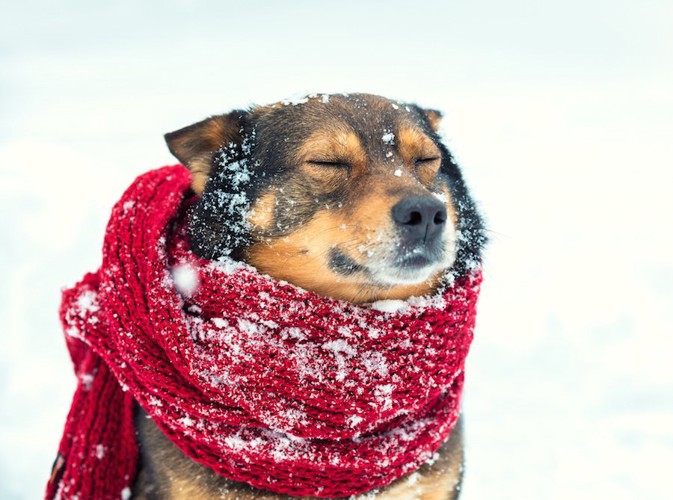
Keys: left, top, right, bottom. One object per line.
{"left": 188, "top": 138, "right": 255, "bottom": 260}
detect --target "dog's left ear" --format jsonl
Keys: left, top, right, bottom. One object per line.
{"left": 165, "top": 111, "right": 246, "bottom": 194}
{"left": 423, "top": 109, "right": 443, "bottom": 132}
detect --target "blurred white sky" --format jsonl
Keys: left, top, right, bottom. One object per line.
{"left": 1, "top": 1, "right": 673, "bottom": 499}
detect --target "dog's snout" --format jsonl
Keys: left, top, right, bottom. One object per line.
{"left": 392, "top": 196, "right": 447, "bottom": 242}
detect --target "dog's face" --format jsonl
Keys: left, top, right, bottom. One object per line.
{"left": 166, "top": 94, "right": 484, "bottom": 303}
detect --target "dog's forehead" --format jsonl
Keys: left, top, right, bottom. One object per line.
{"left": 253, "top": 94, "right": 426, "bottom": 141}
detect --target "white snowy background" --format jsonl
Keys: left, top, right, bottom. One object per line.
{"left": 1, "top": 1, "right": 672, "bottom": 498}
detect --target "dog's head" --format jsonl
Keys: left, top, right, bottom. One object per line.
{"left": 166, "top": 93, "right": 485, "bottom": 303}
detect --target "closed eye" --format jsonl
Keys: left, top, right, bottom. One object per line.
{"left": 307, "top": 160, "right": 350, "bottom": 169}
{"left": 414, "top": 157, "right": 440, "bottom": 166}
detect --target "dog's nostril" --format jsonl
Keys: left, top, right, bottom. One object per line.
{"left": 408, "top": 210, "right": 423, "bottom": 226}
{"left": 434, "top": 210, "right": 446, "bottom": 225}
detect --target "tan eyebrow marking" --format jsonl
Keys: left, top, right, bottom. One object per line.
{"left": 397, "top": 126, "right": 442, "bottom": 185}
{"left": 397, "top": 126, "right": 441, "bottom": 162}
{"left": 295, "top": 127, "right": 367, "bottom": 170}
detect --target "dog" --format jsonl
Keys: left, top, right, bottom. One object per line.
{"left": 133, "top": 93, "right": 485, "bottom": 499}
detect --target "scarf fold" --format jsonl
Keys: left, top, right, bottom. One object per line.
{"left": 46, "top": 165, "right": 482, "bottom": 499}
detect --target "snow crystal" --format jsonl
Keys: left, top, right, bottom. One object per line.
{"left": 424, "top": 451, "right": 440, "bottom": 466}
{"left": 122, "top": 200, "right": 135, "bottom": 212}
{"left": 347, "top": 414, "right": 363, "bottom": 427}
{"left": 281, "top": 327, "right": 306, "bottom": 341}
{"left": 433, "top": 191, "right": 448, "bottom": 203}
{"left": 224, "top": 433, "right": 249, "bottom": 452}
{"left": 156, "top": 236, "right": 166, "bottom": 254}
{"left": 237, "top": 318, "right": 260, "bottom": 335}
{"left": 391, "top": 103, "right": 399, "bottom": 110}
{"left": 321, "top": 94, "right": 330, "bottom": 103}
{"left": 282, "top": 95, "right": 309, "bottom": 106}
{"left": 394, "top": 169, "right": 402, "bottom": 177}
{"left": 76, "top": 290, "right": 99, "bottom": 314}
{"left": 322, "top": 339, "right": 357, "bottom": 358}
{"left": 322, "top": 339, "right": 357, "bottom": 382}
{"left": 65, "top": 325, "right": 82, "bottom": 340}
{"left": 382, "top": 131, "right": 395, "bottom": 144}
{"left": 179, "top": 416, "right": 194, "bottom": 427}
{"left": 212, "top": 317, "right": 228, "bottom": 329}
{"left": 209, "top": 257, "right": 246, "bottom": 274}
{"left": 261, "top": 319, "right": 279, "bottom": 329}
{"left": 121, "top": 487, "right": 131, "bottom": 500}
{"left": 95, "top": 444, "right": 105, "bottom": 459}
{"left": 404, "top": 471, "right": 419, "bottom": 486}
{"left": 337, "top": 325, "right": 354, "bottom": 338}
{"left": 375, "top": 384, "right": 395, "bottom": 411}
{"left": 80, "top": 373, "right": 94, "bottom": 391}
{"left": 171, "top": 263, "right": 199, "bottom": 297}
{"left": 365, "top": 327, "right": 381, "bottom": 339}
{"left": 362, "top": 351, "right": 389, "bottom": 376}
{"left": 406, "top": 293, "right": 447, "bottom": 310}
{"left": 148, "top": 396, "right": 163, "bottom": 407}
{"left": 279, "top": 408, "right": 308, "bottom": 431}
{"left": 371, "top": 299, "right": 407, "bottom": 313}
{"left": 376, "top": 384, "right": 394, "bottom": 395}
{"left": 386, "top": 151, "right": 393, "bottom": 158}
{"left": 222, "top": 429, "right": 310, "bottom": 464}
{"left": 239, "top": 429, "right": 309, "bottom": 463}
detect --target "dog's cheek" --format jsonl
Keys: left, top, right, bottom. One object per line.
{"left": 248, "top": 190, "right": 277, "bottom": 236}
{"left": 187, "top": 182, "right": 254, "bottom": 261}
{"left": 266, "top": 173, "right": 345, "bottom": 238}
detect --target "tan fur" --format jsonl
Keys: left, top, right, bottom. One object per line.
{"left": 189, "top": 162, "right": 210, "bottom": 195}
{"left": 300, "top": 163, "right": 350, "bottom": 187}
{"left": 397, "top": 126, "right": 441, "bottom": 187}
{"left": 422, "top": 110, "right": 443, "bottom": 132}
{"left": 296, "top": 128, "right": 368, "bottom": 172}
{"left": 248, "top": 191, "right": 278, "bottom": 231}
{"left": 436, "top": 184, "right": 458, "bottom": 227}
{"left": 247, "top": 191, "right": 443, "bottom": 303}
{"left": 397, "top": 127, "right": 440, "bottom": 162}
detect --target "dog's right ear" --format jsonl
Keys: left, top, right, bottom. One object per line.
{"left": 165, "top": 111, "right": 246, "bottom": 195}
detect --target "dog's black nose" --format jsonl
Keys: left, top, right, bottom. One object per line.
{"left": 392, "top": 196, "right": 447, "bottom": 242}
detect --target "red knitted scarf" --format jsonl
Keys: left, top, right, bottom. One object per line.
{"left": 46, "top": 165, "right": 482, "bottom": 499}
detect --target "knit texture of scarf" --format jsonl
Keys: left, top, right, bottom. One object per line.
{"left": 46, "top": 165, "right": 482, "bottom": 499}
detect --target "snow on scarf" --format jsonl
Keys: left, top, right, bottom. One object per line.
{"left": 46, "top": 165, "right": 482, "bottom": 499}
